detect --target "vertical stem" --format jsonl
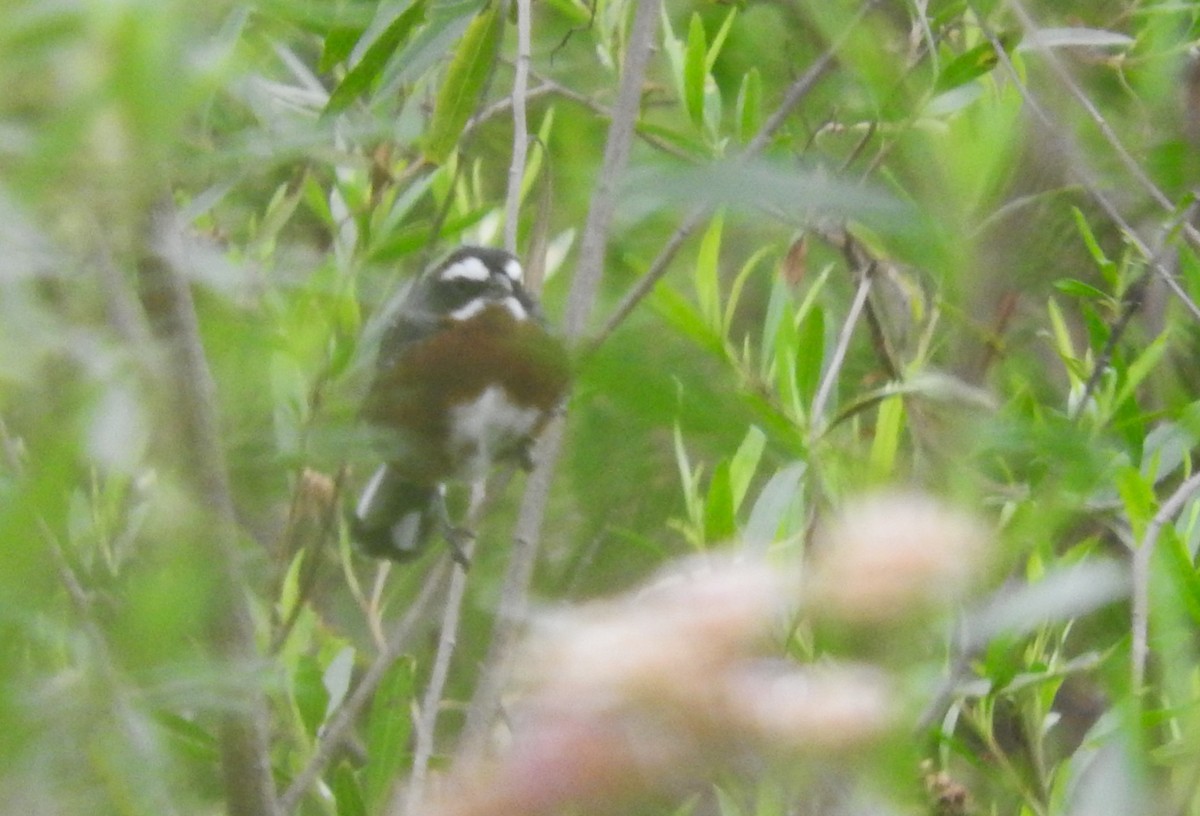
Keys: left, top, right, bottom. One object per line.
{"left": 504, "top": 0, "right": 533, "bottom": 253}
{"left": 461, "top": 0, "right": 663, "bottom": 749}
{"left": 138, "top": 204, "right": 280, "bottom": 816}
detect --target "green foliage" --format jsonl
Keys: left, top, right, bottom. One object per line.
{"left": 6, "top": 0, "right": 1200, "bottom": 813}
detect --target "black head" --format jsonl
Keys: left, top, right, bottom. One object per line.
{"left": 420, "top": 246, "right": 539, "bottom": 323}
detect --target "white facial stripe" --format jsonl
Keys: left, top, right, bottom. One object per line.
{"left": 449, "top": 296, "right": 529, "bottom": 322}
{"left": 449, "top": 298, "right": 488, "bottom": 321}
{"left": 503, "top": 258, "right": 524, "bottom": 282}
{"left": 503, "top": 296, "right": 528, "bottom": 321}
{"left": 440, "top": 257, "right": 490, "bottom": 282}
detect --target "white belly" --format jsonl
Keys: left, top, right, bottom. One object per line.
{"left": 448, "top": 385, "right": 540, "bottom": 479}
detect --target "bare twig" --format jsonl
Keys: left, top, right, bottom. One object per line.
{"left": 811, "top": 261, "right": 875, "bottom": 433}
{"left": 1132, "top": 470, "right": 1200, "bottom": 689}
{"left": 401, "top": 484, "right": 487, "bottom": 814}
{"left": 503, "top": 0, "right": 533, "bottom": 253}
{"left": 279, "top": 557, "right": 451, "bottom": 813}
{"left": 460, "top": 0, "right": 662, "bottom": 750}
{"left": 976, "top": 4, "right": 1200, "bottom": 322}
{"left": 562, "top": 0, "right": 661, "bottom": 339}
{"left": 585, "top": 3, "right": 872, "bottom": 352}
{"left": 460, "top": 418, "right": 566, "bottom": 749}
{"left": 138, "top": 204, "right": 280, "bottom": 816}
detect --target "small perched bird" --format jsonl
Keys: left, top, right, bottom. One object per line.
{"left": 350, "top": 246, "right": 571, "bottom": 562}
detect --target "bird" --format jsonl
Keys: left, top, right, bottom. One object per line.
{"left": 350, "top": 245, "right": 571, "bottom": 563}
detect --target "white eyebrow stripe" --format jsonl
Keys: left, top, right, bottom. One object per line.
{"left": 503, "top": 258, "right": 524, "bottom": 282}
{"left": 440, "top": 257, "right": 490, "bottom": 282}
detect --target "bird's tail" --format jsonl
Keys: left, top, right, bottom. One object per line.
{"left": 349, "top": 464, "right": 437, "bottom": 561}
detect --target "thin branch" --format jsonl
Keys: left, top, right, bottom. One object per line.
{"left": 401, "top": 484, "right": 487, "bottom": 814}
{"left": 1005, "top": 0, "right": 1173, "bottom": 214}
{"left": 562, "top": 0, "right": 661, "bottom": 339}
{"left": 138, "top": 204, "right": 280, "bottom": 816}
{"left": 585, "top": 3, "right": 875, "bottom": 352}
{"left": 811, "top": 261, "right": 875, "bottom": 433}
{"left": 503, "top": 0, "right": 533, "bottom": 253}
{"left": 279, "top": 557, "right": 451, "bottom": 814}
{"left": 975, "top": 4, "right": 1200, "bottom": 323}
{"left": 459, "top": 0, "right": 663, "bottom": 751}
{"left": 1132, "top": 470, "right": 1200, "bottom": 689}
{"left": 460, "top": 418, "right": 566, "bottom": 749}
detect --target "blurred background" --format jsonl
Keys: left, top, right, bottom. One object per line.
{"left": 2, "top": 0, "right": 1200, "bottom": 813}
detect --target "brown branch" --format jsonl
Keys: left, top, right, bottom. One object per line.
{"left": 584, "top": 1, "right": 880, "bottom": 353}
{"left": 137, "top": 203, "right": 280, "bottom": 816}
{"left": 459, "top": 0, "right": 663, "bottom": 752}
{"left": 279, "top": 557, "right": 452, "bottom": 813}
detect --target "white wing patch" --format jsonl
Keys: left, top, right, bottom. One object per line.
{"left": 355, "top": 464, "right": 390, "bottom": 520}
{"left": 503, "top": 258, "right": 524, "bottom": 282}
{"left": 440, "top": 257, "right": 490, "bottom": 282}
{"left": 449, "top": 386, "right": 539, "bottom": 480}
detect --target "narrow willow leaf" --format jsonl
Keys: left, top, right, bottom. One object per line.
{"left": 729, "top": 425, "right": 766, "bottom": 511}
{"left": 320, "top": 26, "right": 364, "bottom": 73}
{"left": 1071, "top": 206, "right": 1118, "bottom": 284}
{"left": 794, "top": 304, "right": 824, "bottom": 404}
{"left": 683, "top": 13, "right": 707, "bottom": 129}
{"left": 695, "top": 213, "right": 723, "bottom": 331}
{"left": 936, "top": 32, "right": 1018, "bottom": 91}
{"left": 723, "top": 244, "right": 773, "bottom": 339}
{"left": 363, "top": 658, "right": 415, "bottom": 808}
{"left": 293, "top": 654, "right": 329, "bottom": 738}
{"left": 705, "top": 7, "right": 738, "bottom": 72}
{"left": 868, "top": 393, "right": 904, "bottom": 481}
{"left": 735, "top": 68, "right": 761, "bottom": 144}
{"left": 744, "top": 462, "right": 806, "bottom": 550}
{"left": 1115, "top": 331, "right": 1170, "bottom": 410}
{"left": 422, "top": 1, "right": 502, "bottom": 164}
{"left": 324, "top": 0, "right": 428, "bottom": 116}
{"left": 331, "top": 762, "right": 367, "bottom": 816}
{"left": 704, "top": 460, "right": 736, "bottom": 544}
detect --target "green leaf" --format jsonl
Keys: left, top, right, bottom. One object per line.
{"left": 935, "top": 32, "right": 1018, "bottom": 91}
{"left": 723, "top": 244, "right": 773, "bottom": 338}
{"left": 320, "top": 26, "right": 365, "bottom": 73}
{"left": 735, "top": 68, "right": 761, "bottom": 143}
{"left": 705, "top": 7, "right": 738, "bottom": 72}
{"left": 1071, "top": 206, "right": 1118, "bottom": 284}
{"left": 1046, "top": 298, "right": 1078, "bottom": 372}
{"left": 1115, "top": 331, "right": 1170, "bottom": 410}
{"left": 363, "top": 657, "right": 416, "bottom": 808}
{"left": 744, "top": 462, "right": 806, "bottom": 548}
{"left": 674, "top": 422, "right": 703, "bottom": 533}
{"left": 324, "top": 0, "right": 428, "bottom": 116}
{"left": 293, "top": 654, "right": 329, "bottom": 738}
{"left": 422, "top": 1, "right": 503, "bottom": 164}
{"left": 695, "top": 213, "right": 724, "bottom": 331}
{"left": 683, "top": 13, "right": 707, "bottom": 129}
{"left": 868, "top": 393, "right": 904, "bottom": 481}
{"left": 793, "top": 304, "right": 824, "bottom": 405}
{"left": 729, "top": 425, "right": 766, "bottom": 511}
{"left": 704, "top": 460, "right": 736, "bottom": 543}
{"left": 1053, "top": 278, "right": 1109, "bottom": 302}
{"left": 331, "top": 762, "right": 367, "bottom": 816}
{"left": 1116, "top": 466, "right": 1155, "bottom": 540}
